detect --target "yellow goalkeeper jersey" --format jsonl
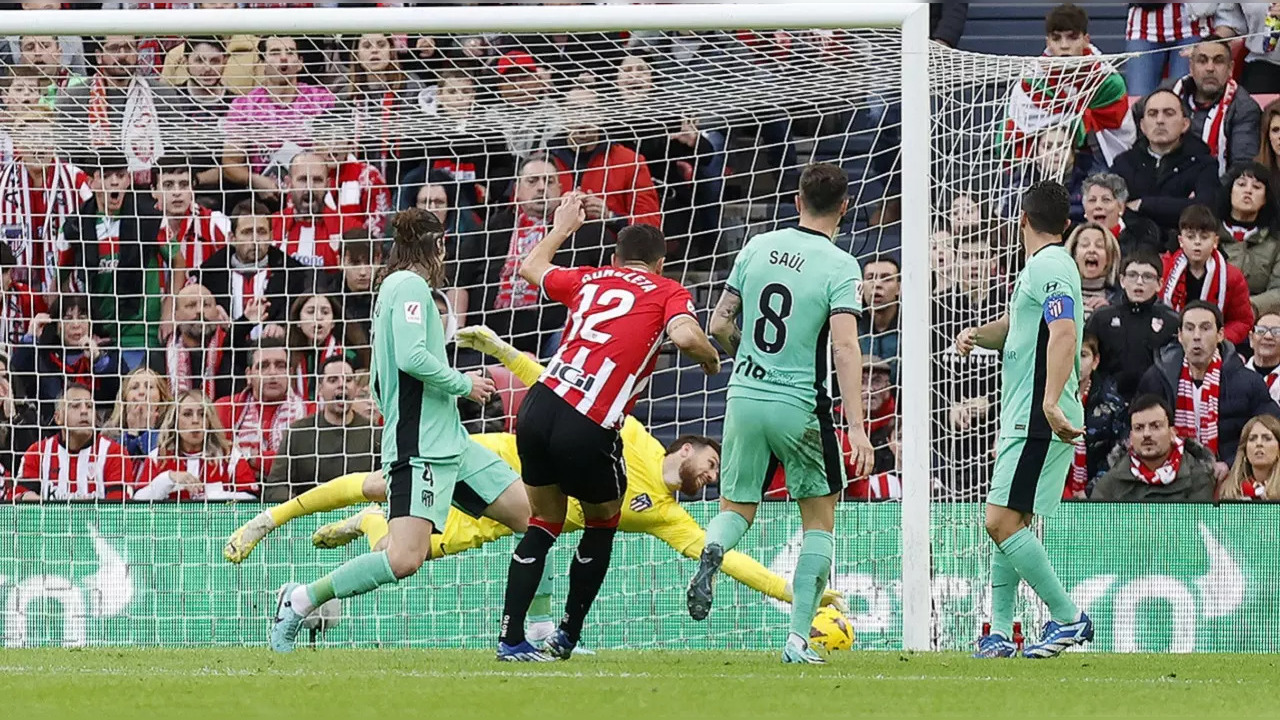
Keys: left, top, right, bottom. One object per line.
{"left": 426, "top": 345, "right": 798, "bottom": 604}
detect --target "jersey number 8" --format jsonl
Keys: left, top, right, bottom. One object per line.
{"left": 754, "top": 283, "right": 792, "bottom": 354}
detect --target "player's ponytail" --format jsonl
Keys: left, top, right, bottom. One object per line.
{"left": 377, "top": 208, "right": 447, "bottom": 289}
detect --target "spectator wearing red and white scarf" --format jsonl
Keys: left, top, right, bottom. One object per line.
{"left": 147, "top": 283, "right": 234, "bottom": 402}
{"left": 151, "top": 157, "right": 229, "bottom": 273}
{"left": 11, "top": 383, "right": 133, "bottom": 501}
{"left": 285, "top": 293, "right": 366, "bottom": 401}
{"left": 1160, "top": 204, "right": 1254, "bottom": 345}
{"left": 1093, "top": 394, "right": 1216, "bottom": 502}
{"left": 214, "top": 338, "right": 313, "bottom": 482}
{"left": 454, "top": 157, "right": 612, "bottom": 357}
{"left": 272, "top": 152, "right": 366, "bottom": 271}
{"left": 0, "top": 113, "right": 92, "bottom": 306}
{"left": 1138, "top": 301, "right": 1280, "bottom": 472}
{"left": 1065, "top": 334, "right": 1128, "bottom": 500}
{"left": 1155, "top": 41, "right": 1261, "bottom": 176}
{"left": 1124, "top": 3, "right": 1215, "bottom": 96}
{"left": 1217, "top": 162, "right": 1280, "bottom": 318}
{"left": 1220, "top": 414, "right": 1280, "bottom": 501}
{"left": 134, "top": 388, "right": 257, "bottom": 501}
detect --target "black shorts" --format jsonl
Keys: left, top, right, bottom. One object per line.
{"left": 515, "top": 382, "right": 627, "bottom": 504}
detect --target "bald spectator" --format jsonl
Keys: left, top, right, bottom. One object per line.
{"left": 221, "top": 34, "right": 337, "bottom": 201}
{"left": 453, "top": 157, "right": 611, "bottom": 357}
{"left": 548, "top": 85, "right": 662, "bottom": 231}
{"left": 1112, "top": 89, "right": 1221, "bottom": 232}
{"left": 273, "top": 152, "right": 362, "bottom": 272}
{"left": 149, "top": 283, "right": 235, "bottom": 402}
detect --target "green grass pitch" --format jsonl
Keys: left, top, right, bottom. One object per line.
{"left": 3, "top": 649, "right": 1278, "bottom": 720}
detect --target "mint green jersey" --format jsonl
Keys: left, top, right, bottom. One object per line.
{"left": 371, "top": 271, "right": 473, "bottom": 463}
{"left": 724, "top": 227, "right": 863, "bottom": 412}
{"left": 1000, "top": 244, "right": 1084, "bottom": 441}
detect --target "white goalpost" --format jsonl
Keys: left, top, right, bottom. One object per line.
{"left": 0, "top": 2, "right": 944, "bottom": 651}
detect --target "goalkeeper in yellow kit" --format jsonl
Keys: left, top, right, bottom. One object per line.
{"left": 225, "top": 326, "right": 848, "bottom": 639}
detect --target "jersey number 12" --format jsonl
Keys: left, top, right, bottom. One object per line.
{"left": 565, "top": 283, "right": 637, "bottom": 344}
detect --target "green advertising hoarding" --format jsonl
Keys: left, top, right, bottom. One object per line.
{"left": 1, "top": 503, "right": 1275, "bottom": 652}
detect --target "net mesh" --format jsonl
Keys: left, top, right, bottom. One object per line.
{"left": 0, "top": 22, "right": 912, "bottom": 650}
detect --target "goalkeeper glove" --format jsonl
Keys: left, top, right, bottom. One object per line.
{"left": 456, "top": 325, "right": 521, "bottom": 365}
{"left": 784, "top": 581, "right": 850, "bottom": 614}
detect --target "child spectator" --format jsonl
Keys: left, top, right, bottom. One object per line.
{"left": 1087, "top": 249, "right": 1180, "bottom": 399}
{"left": 1160, "top": 204, "right": 1254, "bottom": 345}
{"left": 1218, "top": 162, "right": 1280, "bottom": 317}
{"left": 1220, "top": 414, "right": 1280, "bottom": 501}
{"left": 1066, "top": 333, "right": 1127, "bottom": 499}
{"left": 34, "top": 294, "right": 119, "bottom": 422}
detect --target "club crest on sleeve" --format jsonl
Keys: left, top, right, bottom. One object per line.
{"left": 629, "top": 493, "right": 652, "bottom": 512}
{"left": 404, "top": 301, "right": 422, "bottom": 324}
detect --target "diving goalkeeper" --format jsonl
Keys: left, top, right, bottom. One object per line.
{"left": 225, "top": 325, "right": 849, "bottom": 635}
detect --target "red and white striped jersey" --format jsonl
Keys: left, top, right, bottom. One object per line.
{"left": 1126, "top": 3, "right": 1213, "bottom": 43}
{"left": 134, "top": 451, "right": 258, "bottom": 501}
{"left": 14, "top": 434, "right": 133, "bottom": 501}
{"left": 538, "top": 265, "right": 696, "bottom": 429}
{"left": 158, "top": 204, "right": 230, "bottom": 271}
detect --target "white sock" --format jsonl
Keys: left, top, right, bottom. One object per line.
{"left": 786, "top": 632, "right": 809, "bottom": 651}
{"left": 289, "top": 584, "right": 315, "bottom": 616}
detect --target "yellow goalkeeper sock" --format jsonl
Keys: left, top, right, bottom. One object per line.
{"left": 362, "top": 508, "right": 390, "bottom": 551}
{"left": 269, "top": 473, "right": 371, "bottom": 527}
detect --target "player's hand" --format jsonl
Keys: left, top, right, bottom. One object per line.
{"left": 553, "top": 192, "right": 587, "bottom": 235}
{"left": 820, "top": 588, "right": 850, "bottom": 615}
{"left": 1042, "top": 402, "right": 1083, "bottom": 442}
{"left": 846, "top": 428, "right": 875, "bottom": 478}
{"left": 456, "top": 325, "right": 520, "bottom": 365}
{"left": 465, "top": 370, "right": 497, "bottom": 404}
{"left": 955, "top": 327, "right": 977, "bottom": 356}
{"left": 700, "top": 357, "right": 720, "bottom": 376}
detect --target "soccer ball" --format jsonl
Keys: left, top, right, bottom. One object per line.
{"left": 809, "top": 606, "right": 855, "bottom": 652}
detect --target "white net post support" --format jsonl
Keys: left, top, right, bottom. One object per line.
{"left": 897, "top": 3, "right": 932, "bottom": 653}
{"left": 0, "top": 2, "right": 933, "bottom": 649}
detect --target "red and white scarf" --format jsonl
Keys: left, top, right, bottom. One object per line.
{"left": 33, "top": 434, "right": 116, "bottom": 500}
{"left": 273, "top": 199, "right": 345, "bottom": 269}
{"left": 1161, "top": 250, "right": 1228, "bottom": 312}
{"left": 1130, "top": 436, "right": 1185, "bottom": 486}
{"left": 1174, "top": 351, "right": 1222, "bottom": 457}
{"left": 1109, "top": 216, "right": 1126, "bottom": 241}
{"left": 1224, "top": 220, "right": 1260, "bottom": 245}
{"left": 230, "top": 266, "right": 269, "bottom": 321}
{"left": 1067, "top": 388, "right": 1089, "bottom": 497}
{"left": 1241, "top": 477, "right": 1268, "bottom": 500}
{"left": 165, "top": 326, "right": 228, "bottom": 400}
{"left": 1173, "top": 75, "right": 1238, "bottom": 175}
{"left": 88, "top": 75, "right": 164, "bottom": 175}
{"left": 293, "top": 335, "right": 344, "bottom": 399}
{"left": 495, "top": 208, "right": 547, "bottom": 310}
{"left": 228, "top": 388, "right": 310, "bottom": 456}
{"left": 332, "top": 156, "right": 391, "bottom": 238}
{"left": 1246, "top": 357, "right": 1280, "bottom": 404}
{"left": 0, "top": 158, "right": 92, "bottom": 293}
{"left": 156, "top": 205, "right": 230, "bottom": 270}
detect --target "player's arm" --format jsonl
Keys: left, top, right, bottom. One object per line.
{"left": 958, "top": 313, "right": 1010, "bottom": 354}
{"left": 708, "top": 289, "right": 742, "bottom": 357}
{"left": 518, "top": 193, "right": 585, "bottom": 287}
{"left": 669, "top": 311, "right": 720, "bottom": 375}
{"left": 456, "top": 325, "right": 546, "bottom": 387}
{"left": 831, "top": 312, "right": 874, "bottom": 477}
{"left": 1042, "top": 314, "right": 1083, "bottom": 441}
{"left": 390, "top": 281, "right": 475, "bottom": 398}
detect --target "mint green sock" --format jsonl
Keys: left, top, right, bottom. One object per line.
{"left": 705, "top": 511, "right": 750, "bottom": 552}
{"left": 306, "top": 551, "right": 397, "bottom": 606}
{"left": 788, "top": 530, "right": 835, "bottom": 640}
{"left": 517, "top": 532, "right": 555, "bottom": 621}
{"left": 998, "top": 529, "right": 1079, "bottom": 624}
{"left": 990, "top": 546, "right": 1019, "bottom": 638}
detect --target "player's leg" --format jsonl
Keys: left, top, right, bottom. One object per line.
{"left": 986, "top": 438, "right": 1090, "bottom": 658}
{"left": 777, "top": 404, "right": 844, "bottom": 664}
{"left": 270, "top": 459, "right": 453, "bottom": 653}
{"left": 547, "top": 488, "right": 624, "bottom": 659}
{"left": 498, "top": 483, "right": 566, "bottom": 661}
{"left": 690, "top": 397, "right": 769, "bottom": 621}
{"left": 225, "top": 471, "right": 386, "bottom": 562}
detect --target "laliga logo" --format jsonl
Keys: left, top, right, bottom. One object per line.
{"left": 1, "top": 527, "right": 133, "bottom": 647}
{"left": 766, "top": 523, "right": 1244, "bottom": 652}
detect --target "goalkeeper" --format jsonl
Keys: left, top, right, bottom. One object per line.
{"left": 225, "top": 325, "right": 849, "bottom": 634}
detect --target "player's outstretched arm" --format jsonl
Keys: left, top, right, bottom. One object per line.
{"left": 456, "top": 325, "right": 546, "bottom": 388}
{"left": 957, "top": 313, "right": 1010, "bottom": 355}
{"left": 518, "top": 192, "right": 585, "bottom": 287}
{"left": 708, "top": 289, "right": 742, "bottom": 357}
{"left": 668, "top": 315, "right": 720, "bottom": 375}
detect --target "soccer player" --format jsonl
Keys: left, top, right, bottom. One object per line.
{"left": 224, "top": 325, "right": 849, "bottom": 641}
{"left": 696, "top": 162, "right": 875, "bottom": 665}
{"left": 497, "top": 194, "right": 721, "bottom": 661}
{"left": 267, "top": 208, "right": 502, "bottom": 653}
{"left": 956, "top": 180, "right": 1094, "bottom": 659}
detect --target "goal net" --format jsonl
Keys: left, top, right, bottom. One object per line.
{"left": 1, "top": 5, "right": 1223, "bottom": 654}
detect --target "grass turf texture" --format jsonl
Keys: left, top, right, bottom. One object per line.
{"left": 3, "top": 649, "right": 1277, "bottom": 719}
